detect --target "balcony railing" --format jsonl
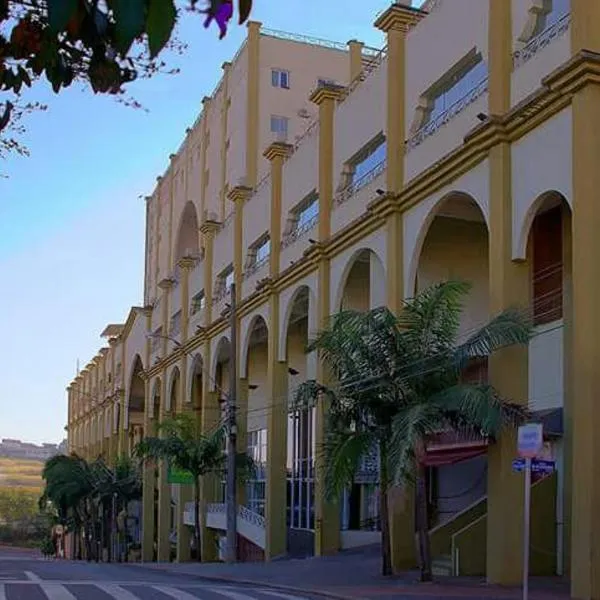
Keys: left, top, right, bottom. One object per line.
{"left": 334, "top": 159, "right": 386, "bottom": 207}
{"left": 340, "top": 45, "right": 388, "bottom": 103}
{"left": 407, "top": 77, "right": 488, "bottom": 151}
{"left": 281, "top": 214, "right": 319, "bottom": 249}
{"left": 513, "top": 13, "right": 571, "bottom": 70}
{"left": 244, "top": 254, "right": 270, "bottom": 279}
{"left": 261, "top": 28, "right": 348, "bottom": 53}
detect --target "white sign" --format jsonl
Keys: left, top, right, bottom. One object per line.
{"left": 517, "top": 423, "right": 543, "bottom": 458}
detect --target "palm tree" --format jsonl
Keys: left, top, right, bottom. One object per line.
{"left": 294, "top": 281, "right": 532, "bottom": 581}
{"left": 40, "top": 454, "right": 97, "bottom": 560}
{"left": 134, "top": 413, "right": 254, "bottom": 561}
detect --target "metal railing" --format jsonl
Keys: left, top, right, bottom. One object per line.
{"left": 406, "top": 77, "right": 488, "bottom": 151}
{"left": 243, "top": 254, "right": 270, "bottom": 279}
{"left": 339, "top": 45, "right": 388, "bottom": 103}
{"left": 261, "top": 28, "right": 348, "bottom": 53}
{"left": 206, "top": 502, "right": 266, "bottom": 529}
{"left": 513, "top": 13, "right": 571, "bottom": 70}
{"left": 281, "top": 214, "right": 319, "bottom": 249}
{"left": 334, "top": 159, "right": 386, "bottom": 207}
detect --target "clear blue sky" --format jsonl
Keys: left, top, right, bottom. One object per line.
{"left": 0, "top": 1, "right": 425, "bottom": 445}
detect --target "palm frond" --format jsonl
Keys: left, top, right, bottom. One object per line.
{"left": 428, "top": 383, "right": 529, "bottom": 438}
{"left": 453, "top": 308, "right": 532, "bottom": 370}
{"left": 388, "top": 403, "right": 444, "bottom": 486}
{"left": 398, "top": 280, "right": 471, "bottom": 359}
{"left": 319, "top": 428, "right": 377, "bottom": 501}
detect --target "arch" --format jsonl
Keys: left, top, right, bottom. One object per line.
{"left": 167, "top": 367, "right": 181, "bottom": 412}
{"left": 241, "top": 314, "right": 269, "bottom": 380}
{"left": 210, "top": 335, "right": 231, "bottom": 392}
{"left": 405, "top": 191, "right": 488, "bottom": 297}
{"left": 127, "top": 354, "right": 145, "bottom": 414}
{"left": 333, "top": 246, "right": 387, "bottom": 313}
{"left": 174, "top": 201, "right": 200, "bottom": 263}
{"left": 149, "top": 377, "right": 162, "bottom": 420}
{"left": 279, "top": 284, "right": 317, "bottom": 362}
{"left": 187, "top": 353, "right": 204, "bottom": 406}
{"left": 515, "top": 190, "right": 571, "bottom": 261}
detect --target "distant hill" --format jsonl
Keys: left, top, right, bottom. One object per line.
{"left": 0, "top": 458, "right": 44, "bottom": 492}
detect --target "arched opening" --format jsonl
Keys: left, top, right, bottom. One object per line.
{"left": 169, "top": 367, "right": 181, "bottom": 414}
{"left": 190, "top": 355, "right": 203, "bottom": 429}
{"left": 338, "top": 248, "right": 386, "bottom": 312}
{"left": 524, "top": 192, "right": 571, "bottom": 575}
{"left": 150, "top": 377, "right": 161, "bottom": 561}
{"left": 414, "top": 192, "right": 489, "bottom": 530}
{"left": 175, "top": 201, "right": 200, "bottom": 264}
{"left": 336, "top": 250, "right": 386, "bottom": 540}
{"left": 243, "top": 315, "right": 269, "bottom": 562}
{"left": 283, "top": 286, "right": 316, "bottom": 557}
{"left": 127, "top": 355, "right": 145, "bottom": 454}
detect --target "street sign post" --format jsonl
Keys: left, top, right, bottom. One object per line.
{"left": 516, "top": 422, "right": 544, "bottom": 600}
{"left": 512, "top": 458, "right": 555, "bottom": 474}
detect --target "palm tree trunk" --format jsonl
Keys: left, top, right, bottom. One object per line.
{"left": 415, "top": 463, "right": 432, "bottom": 582}
{"left": 379, "top": 440, "right": 392, "bottom": 576}
{"left": 194, "top": 478, "right": 201, "bottom": 562}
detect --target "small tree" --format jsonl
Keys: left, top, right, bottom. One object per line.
{"left": 294, "top": 281, "right": 531, "bottom": 580}
{"left": 135, "top": 413, "right": 253, "bottom": 561}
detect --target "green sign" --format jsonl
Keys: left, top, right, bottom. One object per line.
{"left": 167, "top": 465, "right": 194, "bottom": 485}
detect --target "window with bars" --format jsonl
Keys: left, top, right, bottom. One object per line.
{"left": 246, "top": 235, "right": 271, "bottom": 276}
{"left": 246, "top": 429, "right": 267, "bottom": 516}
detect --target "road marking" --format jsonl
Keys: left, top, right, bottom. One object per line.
{"left": 95, "top": 584, "right": 141, "bottom": 599}
{"left": 25, "top": 570, "right": 42, "bottom": 581}
{"left": 259, "top": 590, "right": 310, "bottom": 600}
{"left": 39, "top": 583, "right": 78, "bottom": 600}
{"left": 0, "top": 583, "right": 5, "bottom": 600}
{"left": 211, "top": 587, "right": 262, "bottom": 600}
{"left": 152, "top": 585, "right": 202, "bottom": 599}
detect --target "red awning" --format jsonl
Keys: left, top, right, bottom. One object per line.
{"left": 420, "top": 429, "right": 490, "bottom": 467}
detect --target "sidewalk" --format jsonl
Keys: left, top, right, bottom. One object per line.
{"left": 129, "top": 547, "right": 570, "bottom": 600}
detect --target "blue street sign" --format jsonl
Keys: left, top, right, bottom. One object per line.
{"left": 512, "top": 458, "right": 555, "bottom": 474}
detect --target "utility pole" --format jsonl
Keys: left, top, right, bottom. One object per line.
{"left": 225, "top": 282, "right": 238, "bottom": 563}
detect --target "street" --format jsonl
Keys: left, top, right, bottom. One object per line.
{"left": 0, "top": 550, "right": 318, "bottom": 600}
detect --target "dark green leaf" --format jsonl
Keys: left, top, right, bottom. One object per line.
{"left": 47, "top": 0, "right": 78, "bottom": 34}
{"left": 146, "top": 0, "right": 176, "bottom": 58}
{"left": 109, "top": 0, "right": 147, "bottom": 54}
{"left": 18, "top": 66, "right": 32, "bottom": 88}
{"left": 0, "top": 0, "right": 8, "bottom": 20}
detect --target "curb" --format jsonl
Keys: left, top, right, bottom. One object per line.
{"left": 126, "top": 563, "right": 359, "bottom": 600}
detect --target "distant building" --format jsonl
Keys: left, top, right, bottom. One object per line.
{"left": 0, "top": 438, "right": 67, "bottom": 461}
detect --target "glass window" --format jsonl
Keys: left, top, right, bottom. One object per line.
{"left": 272, "top": 69, "right": 290, "bottom": 89}
{"left": 191, "top": 291, "right": 206, "bottom": 315}
{"left": 246, "top": 429, "right": 267, "bottom": 516}
{"left": 428, "top": 57, "right": 487, "bottom": 124}
{"left": 255, "top": 238, "right": 270, "bottom": 264}
{"left": 353, "top": 140, "right": 386, "bottom": 184}
{"left": 546, "top": 0, "right": 570, "bottom": 27}
{"left": 270, "top": 115, "right": 289, "bottom": 135}
{"left": 224, "top": 268, "right": 234, "bottom": 291}
{"left": 297, "top": 198, "right": 318, "bottom": 230}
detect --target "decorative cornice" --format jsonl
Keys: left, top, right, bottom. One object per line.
{"left": 177, "top": 256, "right": 197, "bottom": 270}
{"left": 310, "top": 83, "right": 346, "bottom": 105}
{"left": 263, "top": 141, "right": 294, "bottom": 161}
{"left": 374, "top": 2, "right": 426, "bottom": 32}
{"left": 227, "top": 185, "right": 253, "bottom": 203}
{"left": 200, "top": 219, "right": 221, "bottom": 235}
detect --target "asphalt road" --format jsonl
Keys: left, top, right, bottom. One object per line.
{"left": 0, "top": 549, "right": 317, "bottom": 600}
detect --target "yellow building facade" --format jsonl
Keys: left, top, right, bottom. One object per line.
{"left": 67, "top": 1, "right": 600, "bottom": 597}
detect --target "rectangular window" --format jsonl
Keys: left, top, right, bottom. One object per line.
{"left": 427, "top": 55, "right": 487, "bottom": 125}
{"left": 352, "top": 138, "right": 386, "bottom": 185}
{"left": 255, "top": 237, "right": 271, "bottom": 264}
{"left": 297, "top": 196, "right": 318, "bottom": 231}
{"left": 170, "top": 310, "right": 182, "bottom": 336}
{"left": 246, "top": 429, "right": 267, "bottom": 516}
{"left": 270, "top": 115, "right": 289, "bottom": 135}
{"left": 191, "top": 291, "right": 206, "bottom": 315}
{"left": 224, "top": 268, "right": 234, "bottom": 291}
{"left": 318, "top": 78, "right": 335, "bottom": 87}
{"left": 271, "top": 69, "right": 290, "bottom": 89}
{"left": 545, "top": 0, "right": 570, "bottom": 28}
